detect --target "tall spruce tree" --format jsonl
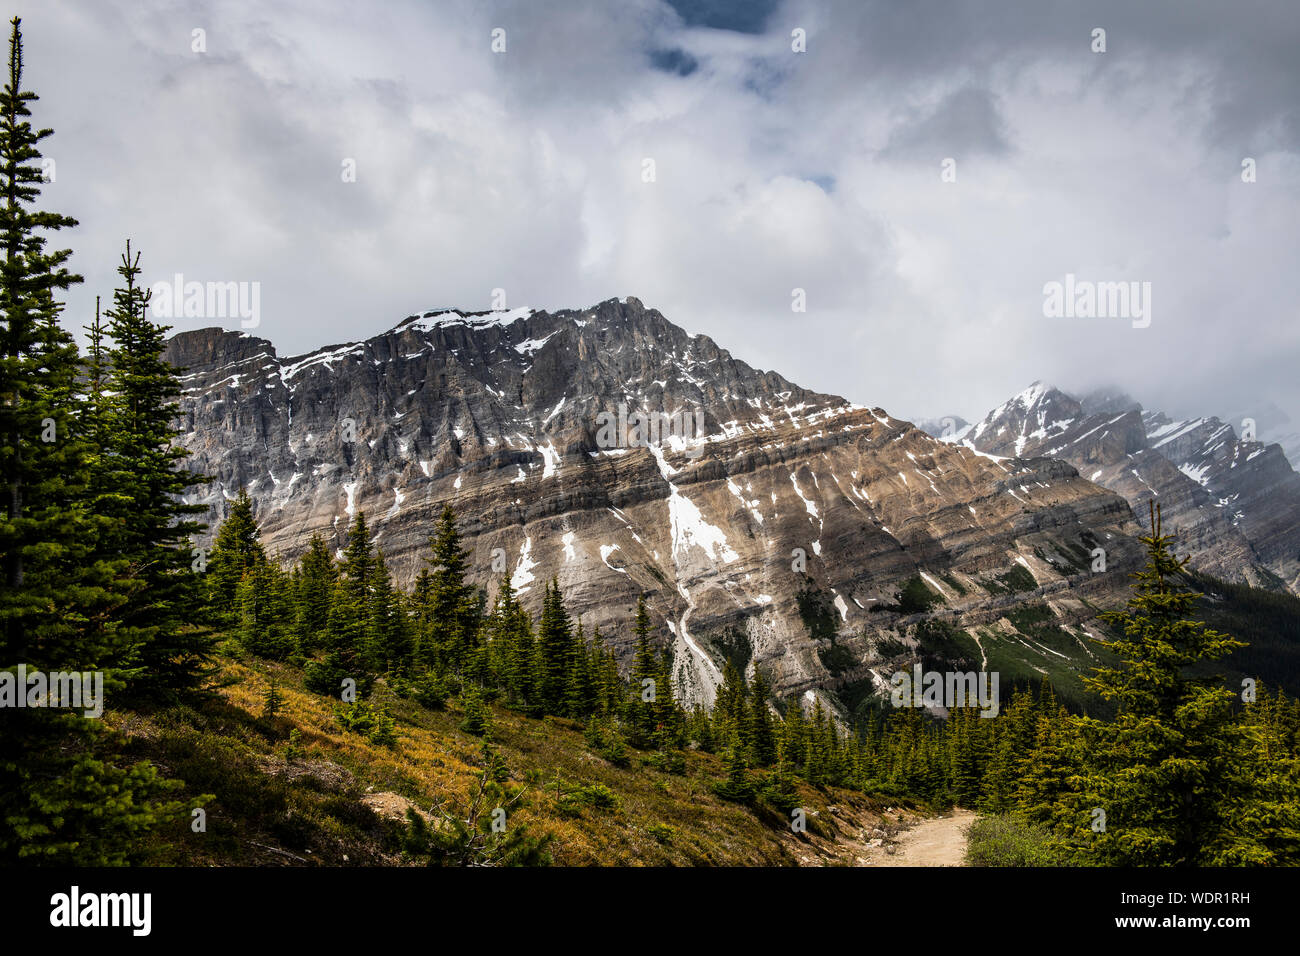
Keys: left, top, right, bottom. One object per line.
{"left": 100, "top": 241, "right": 213, "bottom": 697}
{"left": 314, "top": 511, "right": 374, "bottom": 692}
{"left": 206, "top": 489, "right": 265, "bottom": 616}
{"left": 1066, "top": 503, "right": 1264, "bottom": 865}
{"left": 294, "top": 533, "right": 335, "bottom": 654}
{"left": 628, "top": 595, "right": 658, "bottom": 744}
{"left": 536, "top": 579, "right": 573, "bottom": 715}
{"left": 423, "top": 504, "right": 478, "bottom": 673}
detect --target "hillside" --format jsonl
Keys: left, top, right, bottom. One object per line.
{"left": 110, "top": 653, "right": 928, "bottom": 867}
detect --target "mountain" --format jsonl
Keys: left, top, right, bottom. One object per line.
{"left": 166, "top": 298, "right": 1152, "bottom": 710}
{"left": 935, "top": 382, "right": 1300, "bottom": 594}
{"left": 1222, "top": 400, "right": 1300, "bottom": 474}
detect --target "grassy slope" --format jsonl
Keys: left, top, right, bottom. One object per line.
{"left": 107, "top": 651, "right": 920, "bottom": 866}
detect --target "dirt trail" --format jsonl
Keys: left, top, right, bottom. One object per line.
{"left": 862, "top": 809, "right": 977, "bottom": 866}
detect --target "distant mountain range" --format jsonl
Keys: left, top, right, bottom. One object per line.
{"left": 163, "top": 298, "right": 1297, "bottom": 711}
{"left": 922, "top": 383, "right": 1300, "bottom": 594}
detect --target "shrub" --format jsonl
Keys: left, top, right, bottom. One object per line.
{"left": 965, "top": 815, "right": 1062, "bottom": 867}
{"left": 647, "top": 823, "right": 675, "bottom": 843}
{"left": 557, "top": 783, "right": 620, "bottom": 815}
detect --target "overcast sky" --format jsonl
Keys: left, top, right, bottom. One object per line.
{"left": 17, "top": 0, "right": 1300, "bottom": 426}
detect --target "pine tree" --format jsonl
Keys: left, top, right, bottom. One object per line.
{"left": 565, "top": 618, "right": 597, "bottom": 718}
{"left": 206, "top": 490, "right": 266, "bottom": 616}
{"left": 328, "top": 511, "right": 373, "bottom": 667}
{"left": 713, "top": 746, "right": 755, "bottom": 804}
{"left": 781, "top": 694, "right": 808, "bottom": 770}
{"left": 946, "top": 705, "right": 983, "bottom": 807}
{"left": 804, "top": 698, "right": 830, "bottom": 785}
{"left": 305, "top": 512, "right": 373, "bottom": 697}
{"left": 366, "top": 550, "right": 411, "bottom": 675}
{"left": 1070, "top": 503, "right": 1264, "bottom": 865}
{"left": 423, "top": 504, "right": 479, "bottom": 673}
{"left": 588, "top": 624, "right": 619, "bottom": 716}
{"left": 491, "top": 574, "right": 535, "bottom": 709}
{"left": 1014, "top": 707, "right": 1080, "bottom": 830}
{"left": 262, "top": 675, "right": 284, "bottom": 720}
{"left": 762, "top": 740, "right": 801, "bottom": 813}
{"left": 294, "top": 533, "right": 335, "bottom": 654}
{"left": 628, "top": 595, "right": 658, "bottom": 745}
{"left": 746, "top": 668, "right": 777, "bottom": 766}
{"left": 82, "top": 295, "right": 107, "bottom": 446}
{"left": 536, "top": 579, "right": 574, "bottom": 716}
{"left": 98, "top": 241, "right": 213, "bottom": 698}
{"left": 459, "top": 684, "right": 492, "bottom": 738}
{"left": 236, "top": 556, "right": 294, "bottom": 659}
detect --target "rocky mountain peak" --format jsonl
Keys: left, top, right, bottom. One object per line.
{"left": 957, "top": 382, "right": 1300, "bottom": 593}
{"left": 166, "top": 299, "right": 1155, "bottom": 707}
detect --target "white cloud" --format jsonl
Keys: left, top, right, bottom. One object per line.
{"left": 13, "top": 0, "right": 1300, "bottom": 427}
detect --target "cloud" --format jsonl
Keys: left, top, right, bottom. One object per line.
{"left": 11, "top": 0, "right": 1300, "bottom": 430}
{"left": 879, "top": 86, "right": 1011, "bottom": 161}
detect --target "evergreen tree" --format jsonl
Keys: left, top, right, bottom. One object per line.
{"left": 536, "top": 579, "right": 574, "bottom": 716}
{"left": 566, "top": 618, "right": 597, "bottom": 718}
{"left": 491, "top": 574, "right": 535, "bottom": 709}
{"left": 206, "top": 490, "right": 266, "bottom": 615}
{"left": 804, "top": 698, "right": 830, "bottom": 785}
{"left": 98, "top": 241, "right": 212, "bottom": 698}
{"left": 781, "top": 694, "right": 808, "bottom": 770}
{"left": 423, "top": 504, "right": 479, "bottom": 672}
{"left": 713, "top": 746, "right": 756, "bottom": 804}
{"left": 236, "top": 555, "right": 294, "bottom": 659}
{"left": 305, "top": 512, "right": 373, "bottom": 697}
{"left": 947, "top": 705, "right": 983, "bottom": 807}
{"left": 366, "top": 550, "right": 411, "bottom": 675}
{"left": 746, "top": 668, "right": 777, "bottom": 766}
{"left": 459, "top": 684, "right": 492, "bottom": 738}
{"left": 262, "top": 675, "right": 284, "bottom": 720}
{"left": 628, "top": 595, "right": 658, "bottom": 744}
{"left": 1067, "top": 503, "right": 1269, "bottom": 865}
{"left": 294, "top": 533, "right": 335, "bottom": 654}
{"left": 762, "top": 740, "right": 801, "bottom": 814}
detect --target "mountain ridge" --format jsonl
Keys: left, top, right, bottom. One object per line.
{"left": 165, "top": 298, "right": 1155, "bottom": 709}
{"left": 928, "top": 381, "right": 1300, "bottom": 594}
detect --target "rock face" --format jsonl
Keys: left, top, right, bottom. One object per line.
{"left": 167, "top": 299, "right": 1152, "bottom": 708}
{"left": 936, "top": 383, "right": 1300, "bottom": 593}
